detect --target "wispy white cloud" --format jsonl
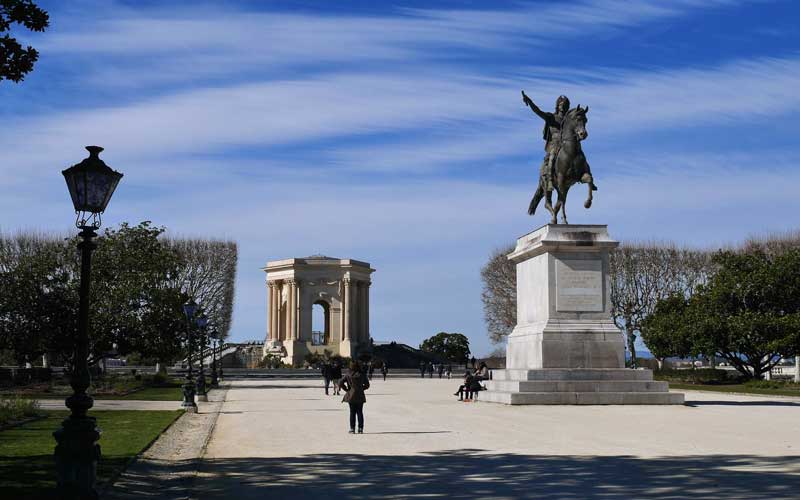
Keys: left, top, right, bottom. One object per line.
{"left": 33, "top": 0, "right": 741, "bottom": 87}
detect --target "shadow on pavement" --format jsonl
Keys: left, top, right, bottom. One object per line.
{"left": 685, "top": 400, "right": 800, "bottom": 407}
{"left": 107, "top": 451, "right": 800, "bottom": 500}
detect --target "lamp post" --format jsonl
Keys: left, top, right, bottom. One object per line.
{"left": 181, "top": 299, "right": 198, "bottom": 413}
{"left": 218, "top": 339, "right": 224, "bottom": 383}
{"left": 196, "top": 312, "right": 209, "bottom": 402}
{"left": 210, "top": 328, "right": 219, "bottom": 387}
{"left": 54, "top": 146, "right": 123, "bottom": 499}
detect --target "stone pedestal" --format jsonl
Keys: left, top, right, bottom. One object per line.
{"left": 283, "top": 340, "right": 307, "bottom": 367}
{"left": 483, "top": 224, "right": 683, "bottom": 405}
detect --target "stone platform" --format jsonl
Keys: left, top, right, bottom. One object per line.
{"left": 481, "top": 224, "right": 683, "bottom": 405}
{"left": 482, "top": 369, "right": 684, "bottom": 405}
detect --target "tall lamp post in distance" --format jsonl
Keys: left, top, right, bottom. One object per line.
{"left": 196, "top": 312, "right": 209, "bottom": 402}
{"left": 55, "top": 146, "right": 123, "bottom": 499}
{"left": 210, "top": 328, "right": 219, "bottom": 388}
{"left": 182, "top": 299, "right": 198, "bottom": 413}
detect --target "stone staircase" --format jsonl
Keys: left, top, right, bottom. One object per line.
{"left": 480, "top": 369, "right": 684, "bottom": 405}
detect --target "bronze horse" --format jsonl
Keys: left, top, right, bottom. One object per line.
{"left": 528, "top": 105, "right": 597, "bottom": 224}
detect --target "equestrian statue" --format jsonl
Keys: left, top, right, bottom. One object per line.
{"left": 522, "top": 91, "right": 597, "bottom": 224}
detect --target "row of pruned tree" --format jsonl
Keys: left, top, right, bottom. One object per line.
{"left": 0, "top": 221, "right": 237, "bottom": 368}
{"left": 480, "top": 231, "right": 800, "bottom": 379}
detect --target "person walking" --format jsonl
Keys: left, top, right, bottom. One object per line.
{"left": 381, "top": 363, "right": 388, "bottom": 381}
{"left": 321, "top": 361, "right": 332, "bottom": 395}
{"left": 331, "top": 361, "right": 343, "bottom": 396}
{"left": 339, "top": 360, "right": 370, "bottom": 434}
{"left": 427, "top": 362, "right": 434, "bottom": 379}
{"left": 446, "top": 364, "right": 452, "bottom": 379}
{"left": 437, "top": 363, "right": 444, "bottom": 379}
{"left": 419, "top": 361, "right": 426, "bottom": 379}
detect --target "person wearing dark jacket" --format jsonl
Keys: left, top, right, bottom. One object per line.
{"left": 321, "top": 362, "right": 332, "bottom": 395}
{"left": 330, "top": 362, "right": 343, "bottom": 396}
{"left": 339, "top": 360, "right": 370, "bottom": 433}
{"left": 454, "top": 371, "right": 473, "bottom": 401}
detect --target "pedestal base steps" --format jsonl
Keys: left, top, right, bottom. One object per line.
{"left": 480, "top": 369, "right": 684, "bottom": 405}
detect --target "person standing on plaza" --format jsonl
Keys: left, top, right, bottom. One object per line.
{"left": 340, "top": 360, "right": 370, "bottom": 434}
{"left": 331, "top": 361, "right": 343, "bottom": 396}
{"left": 446, "top": 364, "right": 452, "bottom": 379}
{"left": 427, "top": 362, "right": 434, "bottom": 378}
{"left": 419, "top": 361, "right": 426, "bottom": 378}
{"left": 438, "top": 363, "right": 444, "bottom": 379}
{"left": 381, "top": 363, "right": 388, "bottom": 381}
{"left": 321, "top": 361, "right": 332, "bottom": 395}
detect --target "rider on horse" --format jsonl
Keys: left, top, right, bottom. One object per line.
{"left": 522, "top": 92, "right": 570, "bottom": 196}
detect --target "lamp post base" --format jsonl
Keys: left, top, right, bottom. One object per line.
{"left": 196, "top": 373, "right": 207, "bottom": 401}
{"left": 53, "top": 414, "right": 101, "bottom": 500}
{"left": 182, "top": 383, "right": 198, "bottom": 413}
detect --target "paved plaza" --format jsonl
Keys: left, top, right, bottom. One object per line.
{"left": 183, "top": 377, "right": 800, "bottom": 499}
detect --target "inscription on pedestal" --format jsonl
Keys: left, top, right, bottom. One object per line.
{"left": 556, "top": 259, "right": 603, "bottom": 312}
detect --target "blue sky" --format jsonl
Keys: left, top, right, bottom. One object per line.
{"left": 2, "top": 0, "right": 800, "bottom": 356}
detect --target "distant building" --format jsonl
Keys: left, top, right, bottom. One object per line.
{"left": 263, "top": 255, "right": 374, "bottom": 366}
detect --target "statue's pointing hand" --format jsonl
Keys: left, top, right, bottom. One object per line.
{"left": 521, "top": 90, "right": 532, "bottom": 107}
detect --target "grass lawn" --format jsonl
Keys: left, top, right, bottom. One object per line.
{"left": 94, "top": 385, "right": 184, "bottom": 401}
{"left": 2, "top": 381, "right": 193, "bottom": 401}
{"left": 0, "top": 410, "right": 181, "bottom": 500}
{"left": 669, "top": 383, "right": 800, "bottom": 397}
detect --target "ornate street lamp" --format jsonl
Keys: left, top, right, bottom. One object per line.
{"left": 210, "top": 328, "right": 219, "bottom": 387}
{"left": 196, "top": 312, "right": 209, "bottom": 402}
{"left": 54, "top": 146, "right": 123, "bottom": 499}
{"left": 181, "top": 299, "right": 198, "bottom": 413}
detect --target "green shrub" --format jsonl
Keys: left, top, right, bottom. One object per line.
{"left": 744, "top": 379, "right": 799, "bottom": 390}
{"left": 0, "top": 396, "right": 42, "bottom": 426}
{"left": 654, "top": 368, "right": 738, "bottom": 384}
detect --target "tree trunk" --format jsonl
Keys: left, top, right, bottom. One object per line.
{"left": 794, "top": 356, "right": 800, "bottom": 383}
{"left": 625, "top": 317, "right": 637, "bottom": 368}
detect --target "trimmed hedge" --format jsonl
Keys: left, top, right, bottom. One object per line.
{"left": 653, "top": 368, "right": 740, "bottom": 385}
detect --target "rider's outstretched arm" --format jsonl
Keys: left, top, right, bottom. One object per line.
{"left": 522, "top": 91, "right": 548, "bottom": 121}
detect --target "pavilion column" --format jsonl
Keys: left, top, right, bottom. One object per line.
{"left": 275, "top": 281, "right": 284, "bottom": 341}
{"left": 284, "top": 279, "right": 294, "bottom": 340}
{"left": 294, "top": 280, "right": 302, "bottom": 340}
{"left": 287, "top": 279, "right": 296, "bottom": 341}
{"left": 364, "top": 281, "right": 371, "bottom": 343}
{"left": 343, "top": 278, "right": 351, "bottom": 342}
{"left": 267, "top": 282, "right": 273, "bottom": 341}
{"left": 268, "top": 282, "right": 277, "bottom": 341}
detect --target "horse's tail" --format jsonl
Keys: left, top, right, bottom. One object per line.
{"left": 528, "top": 184, "right": 544, "bottom": 216}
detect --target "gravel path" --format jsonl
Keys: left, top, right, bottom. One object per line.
{"left": 38, "top": 399, "right": 182, "bottom": 411}
{"left": 104, "top": 387, "right": 228, "bottom": 500}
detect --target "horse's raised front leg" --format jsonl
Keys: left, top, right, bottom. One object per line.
{"left": 581, "top": 173, "right": 595, "bottom": 209}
